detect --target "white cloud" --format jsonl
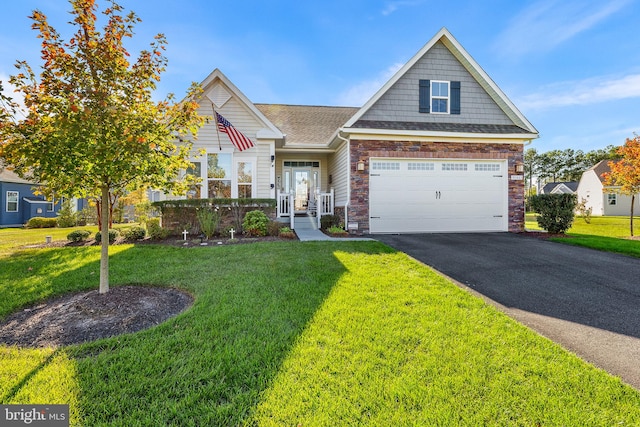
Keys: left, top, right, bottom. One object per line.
{"left": 0, "top": 73, "right": 26, "bottom": 118}
{"left": 518, "top": 73, "right": 640, "bottom": 110}
{"left": 496, "top": 0, "right": 630, "bottom": 57}
{"left": 381, "top": 1, "right": 424, "bottom": 16}
{"left": 335, "top": 63, "right": 404, "bottom": 106}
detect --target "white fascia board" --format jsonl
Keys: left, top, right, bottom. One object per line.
{"left": 342, "top": 127, "right": 539, "bottom": 143}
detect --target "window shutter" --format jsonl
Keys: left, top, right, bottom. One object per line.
{"left": 451, "top": 81, "right": 461, "bottom": 114}
{"left": 419, "top": 79, "right": 430, "bottom": 113}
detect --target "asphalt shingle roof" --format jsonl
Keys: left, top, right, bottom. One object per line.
{"left": 255, "top": 104, "right": 359, "bottom": 146}
{"left": 350, "top": 120, "right": 532, "bottom": 134}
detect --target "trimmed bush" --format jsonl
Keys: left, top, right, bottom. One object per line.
{"left": 122, "top": 226, "right": 146, "bottom": 241}
{"left": 243, "top": 210, "right": 269, "bottom": 237}
{"left": 147, "top": 218, "right": 168, "bottom": 240}
{"left": 528, "top": 194, "right": 577, "bottom": 234}
{"left": 320, "top": 214, "right": 341, "bottom": 230}
{"left": 67, "top": 229, "right": 91, "bottom": 242}
{"left": 26, "top": 217, "right": 58, "bottom": 228}
{"left": 95, "top": 229, "right": 120, "bottom": 244}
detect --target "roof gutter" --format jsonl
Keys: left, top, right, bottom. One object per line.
{"left": 337, "top": 131, "right": 351, "bottom": 230}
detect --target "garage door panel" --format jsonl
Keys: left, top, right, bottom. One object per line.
{"left": 369, "top": 159, "right": 507, "bottom": 233}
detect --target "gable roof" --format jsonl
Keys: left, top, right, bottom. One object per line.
{"left": 588, "top": 160, "right": 613, "bottom": 184}
{"left": 0, "top": 168, "right": 35, "bottom": 185}
{"left": 343, "top": 27, "right": 538, "bottom": 138}
{"left": 542, "top": 182, "right": 578, "bottom": 194}
{"left": 256, "top": 104, "right": 358, "bottom": 147}
{"left": 199, "top": 69, "right": 284, "bottom": 140}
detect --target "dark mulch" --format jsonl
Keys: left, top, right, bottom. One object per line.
{"left": 0, "top": 286, "right": 193, "bottom": 348}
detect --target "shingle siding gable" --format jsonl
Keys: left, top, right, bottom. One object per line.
{"left": 360, "top": 41, "right": 513, "bottom": 126}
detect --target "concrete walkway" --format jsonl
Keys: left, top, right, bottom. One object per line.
{"left": 293, "top": 215, "right": 371, "bottom": 242}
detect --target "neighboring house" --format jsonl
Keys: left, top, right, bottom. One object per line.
{"left": 576, "top": 160, "right": 640, "bottom": 216}
{"left": 0, "top": 168, "right": 59, "bottom": 227}
{"left": 540, "top": 182, "right": 578, "bottom": 195}
{"left": 165, "top": 28, "right": 538, "bottom": 233}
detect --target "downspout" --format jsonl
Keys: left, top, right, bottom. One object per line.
{"left": 337, "top": 131, "right": 350, "bottom": 231}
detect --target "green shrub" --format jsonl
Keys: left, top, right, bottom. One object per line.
{"left": 327, "top": 225, "right": 347, "bottom": 235}
{"left": 122, "top": 226, "right": 146, "bottom": 241}
{"left": 56, "top": 199, "right": 77, "bottom": 228}
{"left": 576, "top": 197, "right": 592, "bottom": 224}
{"left": 147, "top": 218, "right": 168, "bottom": 240}
{"left": 267, "top": 220, "right": 283, "bottom": 237}
{"left": 67, "top": 229, "right": 91, "bottom": 242}
{"left": 279, "top": 226, "right": 296, "bottom": 239}
{"left": 528, "top": 194, "right": 577, "bottom": 234}
{"left": 95, "top": 229, "right": 120, "bottom": 244}
{"left": 26, "top": 217, "right": 58, "bottom": 228}
{"left": 320, "top": 214, "right": 341, "bottom": 230}
{"left": 196, "top": 208, "right": 221, "bottom": 239}
{"left": 242, "top": 210, "right": 269, "bottom": 237}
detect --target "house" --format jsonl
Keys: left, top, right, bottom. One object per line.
{"left": 576, "top": 160, "right": 640, "bottom": 216}
{"left": 167, "top": 27, "right": 538, "bottom": 234}
{"left": 540, "top": 182, "right": 578, "bottom": 195}
{"left": 0, "top": 168, "right": 59, "bottom": 227}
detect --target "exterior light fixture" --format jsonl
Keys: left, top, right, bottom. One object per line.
{"left": 515, "top": 163, "right": 524, "bottom": 173}
{"left": 357, "top": 160, "right": 365, "bottom": 171}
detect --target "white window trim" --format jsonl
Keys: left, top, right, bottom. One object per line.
{"left": 6, "top": 191, "right": 18, "bottom": 212}
{"left": 431, "top": 80, "right": 450, "bottom": 114}
{"left": 234, "top": 157, "right": 256, "bottom": 198}
{"left": 47, "top": 197, "right": 55, "bottom": 212}
{"left": 205, "top": 150, "right": 234, "bottom": 199}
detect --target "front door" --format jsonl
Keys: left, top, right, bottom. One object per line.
{"left": 294, "top": 170, "right": 310, "bottom": 213}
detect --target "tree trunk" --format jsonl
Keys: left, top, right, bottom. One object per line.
{"left": 99, "top": 185, "right": 110, "bottom": 294}
{"left": 631, "top": 194, "right": 635, "bottom": 237}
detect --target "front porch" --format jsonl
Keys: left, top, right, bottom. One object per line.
{"left": 277, "top": 188, "right": 334, "bottom": 230}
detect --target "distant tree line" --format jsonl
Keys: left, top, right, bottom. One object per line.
{"left": 524, "top": 145, "right": 621, "bottom": 194}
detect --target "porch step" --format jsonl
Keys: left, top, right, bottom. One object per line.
{"left": 294, "top": 214, "right": 319, "bottom": 231}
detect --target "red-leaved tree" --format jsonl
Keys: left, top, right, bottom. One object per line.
{"left": 602, "top": 136, "right": 640, "bottom": 236}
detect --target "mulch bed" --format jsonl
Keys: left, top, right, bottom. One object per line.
{"left": 0, "top": 286, "right": 193, "bottom": 348}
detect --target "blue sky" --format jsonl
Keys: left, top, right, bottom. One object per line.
{"left": 1, "top": 0, "right": 639, "bottom": 153}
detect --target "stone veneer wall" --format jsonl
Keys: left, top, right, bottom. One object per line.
{"left": 348, "top": 140, "right": 525, "bottom": 234}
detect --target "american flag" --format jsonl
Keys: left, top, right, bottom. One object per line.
{"left": 215, "top": 112, "right": 255, "bottom": 152}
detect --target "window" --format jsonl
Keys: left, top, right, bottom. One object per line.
{"left": 207, "top": 153, "right": 232, "bottom": 198}
{"left": 475, "top": 163, "right": 501, "bottom": 172}
{"left": 237, "top": 161, "right": 253, "bottom": 198}
{"left": 186, "top": 162, "right": 202, "bottom": 199}
{"left": 371, "top": 162, "right": 400, "bottom": 171}
{"left": 408, "top": 162, "right": 434, "bottom": 171}
{"left": 6, "top": 191, "right": 18, "bottom": 212}
{"left": 442, "top": 163, "right": 468, "bottom": 171}
{"left": 419, "top": 80, "right": 460, "bottom": 114}
{"left": 431, "top": 81, "right": 449, "bottom": 113}
{"left": 608, "top": 193, "right": 617, "bottom": 206}
{"left": 47, "top": 197, "right": 55, "bottom": 212}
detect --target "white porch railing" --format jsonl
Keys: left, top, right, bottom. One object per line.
{"left": 276, "top": 190, "right": 295, "bottom": 229}
{"left": 316, "top": 188, "right": 334, "bottom": 229}
{"left": 277, "top": 188, "right": 333, "bottom": 231}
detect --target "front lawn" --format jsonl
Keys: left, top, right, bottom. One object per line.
{"left": 1, "top": 241, "right": 639, "bottom": 425}
{"left": 526, "top": 214, "right": 640, "bottom": 257}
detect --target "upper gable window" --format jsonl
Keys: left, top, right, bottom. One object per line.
{"left": 419, "top": 80, "right": 461, "bottom": 115}
{"left": 431, "top": 81, "right": 449, "bottom": 114}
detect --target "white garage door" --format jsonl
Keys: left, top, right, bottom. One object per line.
{"left": 369, "top": 159, "right": 508, "bottom": 233}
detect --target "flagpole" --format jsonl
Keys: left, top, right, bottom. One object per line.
{"left": 211, "top": 101, "right": 222, "bottom": 151}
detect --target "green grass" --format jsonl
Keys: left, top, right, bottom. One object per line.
{"left": 0, "top": 224, "right": 131, "bottom": 255}
{"left": 526, "top": 214, "right": 640, "bottom": 257}
{"left": 1, "top": 237, "right": 640, "bottom": 425}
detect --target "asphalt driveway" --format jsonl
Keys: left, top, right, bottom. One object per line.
{"left": 374, "top": 232, "right": 640, "bottom": 390}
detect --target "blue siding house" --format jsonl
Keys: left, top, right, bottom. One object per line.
{"left": 0, "top": 169, "right": 59, "bottom": 227}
